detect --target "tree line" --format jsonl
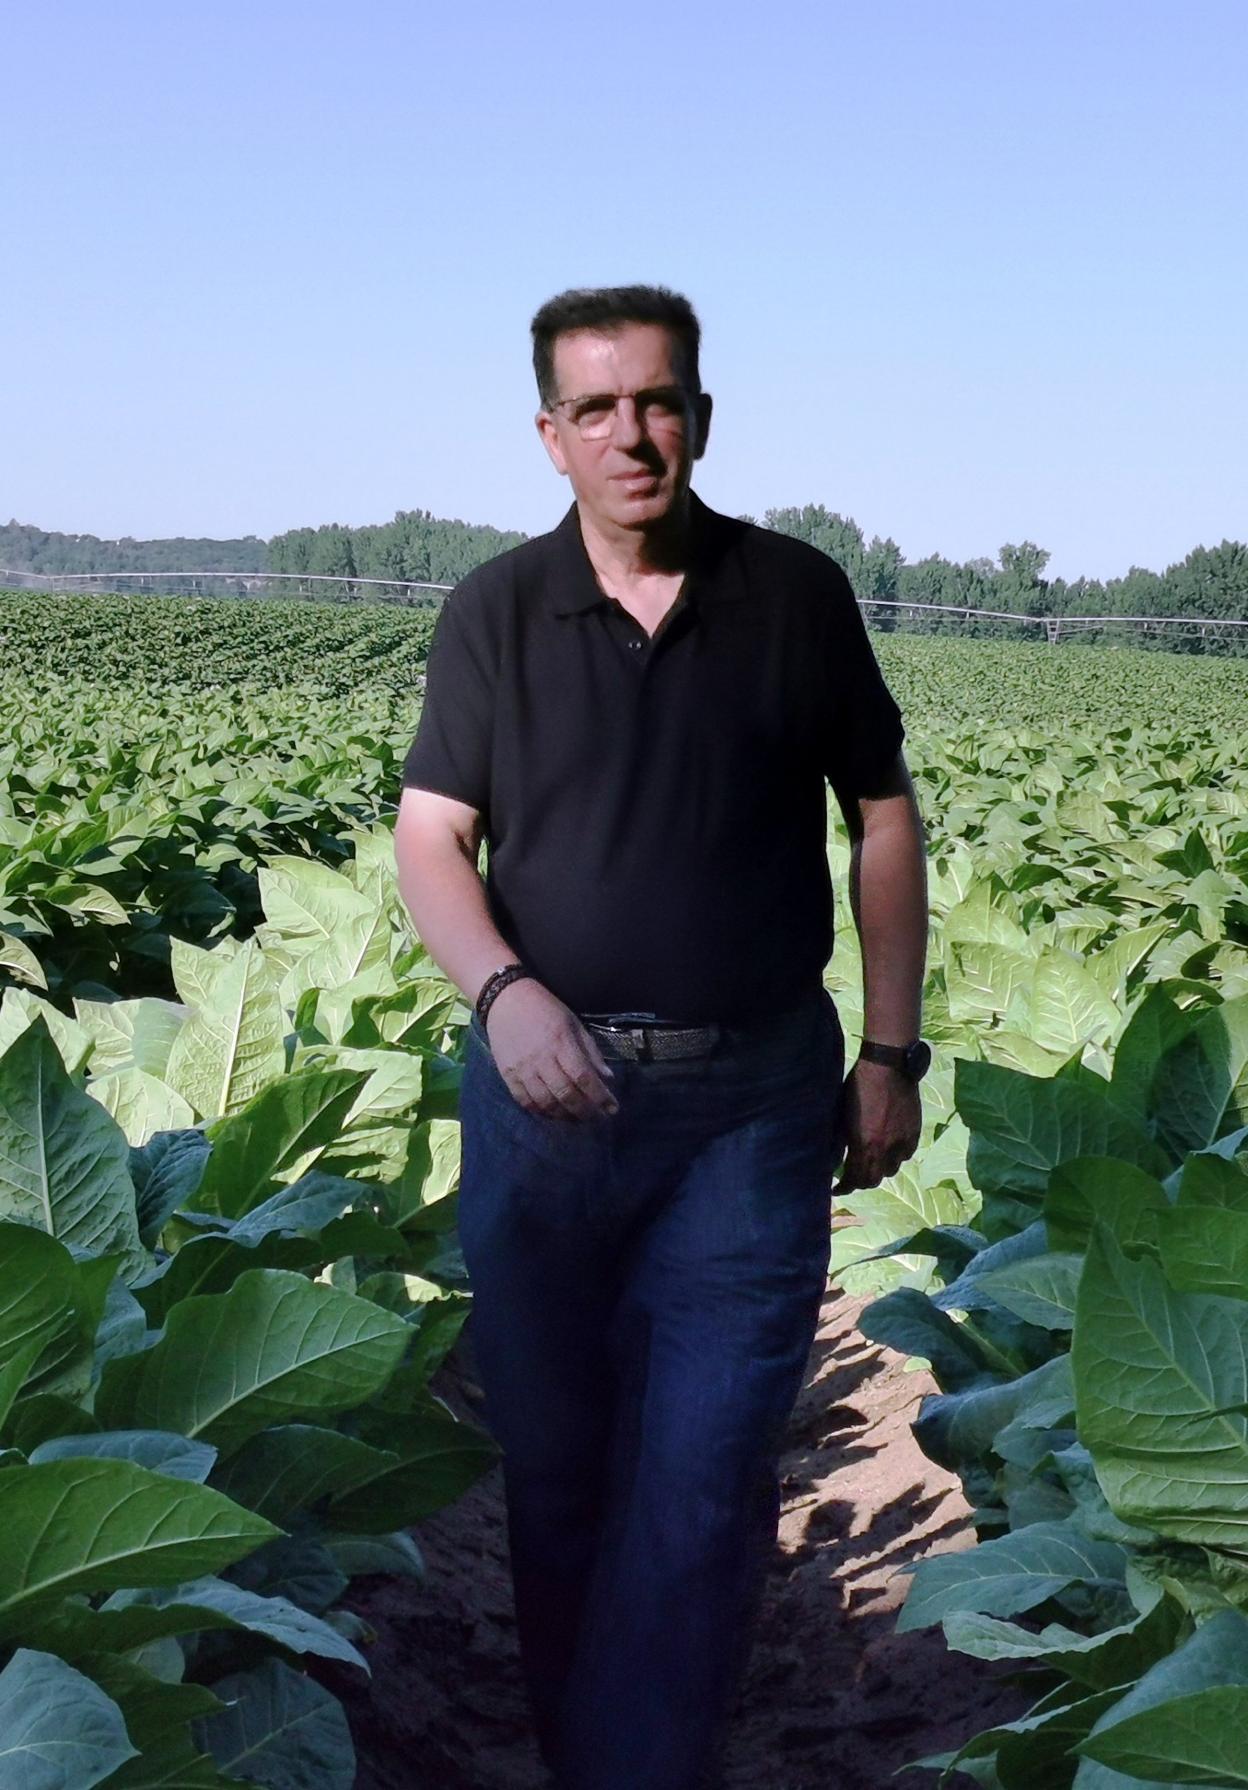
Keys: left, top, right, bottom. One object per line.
{"left": 6, "top": 509, "right": 1246, "bottom": 653}
{"left": 265, "top": 509, "right": 525, "bottom": 587}
{"left": 759, "top": 507, "right": 1248, "bottom": 654}
{"left": 0, "top": 520, "right": 267, "bottom": 575}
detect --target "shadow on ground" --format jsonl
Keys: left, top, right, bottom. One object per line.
{"left": 329, "top": 1290, "right": 1026, "bottom": 1790}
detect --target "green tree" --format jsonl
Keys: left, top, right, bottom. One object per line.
{"left": 996, "top": 541, "right": 1051, "bottom": 616}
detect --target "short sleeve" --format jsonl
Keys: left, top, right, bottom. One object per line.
{"left": 401, "top": 586, "right": 494, "bottom": 813}
{"left": 821, "top": 562, "right": 905, "bottom": 803}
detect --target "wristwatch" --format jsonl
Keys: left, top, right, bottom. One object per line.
{"left": 857, "top": 1038, "right": 932, "bottom": 1082}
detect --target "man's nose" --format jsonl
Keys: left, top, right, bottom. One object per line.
{"left": 608, "top": 396, "right": 645, "bottom": 448}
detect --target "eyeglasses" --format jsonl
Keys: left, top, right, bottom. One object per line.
{"left": 546, "top": 385, "right": 693, "bottom": 441}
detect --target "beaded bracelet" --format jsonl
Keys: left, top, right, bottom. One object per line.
{"left": 475, "top": 961, "right": 535, "bottom": 1029}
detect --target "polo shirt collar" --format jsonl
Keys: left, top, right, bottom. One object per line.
{"left": 547, "top": 489, "right": 717, "bottom": 618}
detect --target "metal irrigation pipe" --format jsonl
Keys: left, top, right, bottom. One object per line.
{"left": 4, "top": 572, "right": 1246, "bottom": 640}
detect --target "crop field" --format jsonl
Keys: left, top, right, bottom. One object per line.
{"left": 3, "top": 586, "right": 1248, "bottom": 1786}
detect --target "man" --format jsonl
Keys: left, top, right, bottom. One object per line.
{"left": 393, "top": 285, "right": 929, "bottom": 1790}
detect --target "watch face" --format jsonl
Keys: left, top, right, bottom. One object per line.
{"left": 906, "top": 1040, "right": 932, "bottom": 1080}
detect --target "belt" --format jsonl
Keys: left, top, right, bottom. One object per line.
{"left": 579, "top": 1016, "right": 722, "bottom": 1062}
{"left": 577, "top": 996, "right": 817, "bottom": 1063}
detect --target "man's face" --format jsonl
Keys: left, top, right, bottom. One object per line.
{"left": 535, "top": 321, "right": 712, "bottom": 531}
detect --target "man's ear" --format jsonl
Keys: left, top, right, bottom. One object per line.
{"left": 536, "top": 409, "right": 569, "bottom": 476}
{"left": 692, "top": 392, "right": 713, "bottom": 461}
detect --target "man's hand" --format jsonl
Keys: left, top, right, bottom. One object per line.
{"left": 483, "top": 979, "right": 621, "bottom": 1122}
{"left": 833, "top": 1058, "right": 921, "bottom": 1193}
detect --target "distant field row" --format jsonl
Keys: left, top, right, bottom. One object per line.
{"left": 1, "top": 588, "right": 438, "bottom": 695}
{"left": 5, "top": 588, "right": 1248, "bottom": 729}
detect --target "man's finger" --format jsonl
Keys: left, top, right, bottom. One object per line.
{"left": 541, "top": 1053, "right": 619, "bottom": 1120}
{"left": 576, "top": 1023, "right": 618, "bottom": 1083}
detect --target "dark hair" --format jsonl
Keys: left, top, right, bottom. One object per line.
{"left": 530, "top": 284, "right": 702, "bottom": 406}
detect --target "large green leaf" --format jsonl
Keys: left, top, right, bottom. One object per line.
{"left": 169, "top": 938, "right": 242, "bottom": 1011}
{"left": 1050, "top": 1443, "right": 1160, "bottom": 1548}
{"left": 258, "top": 855, "right": 376, "bottom": 948}
{"left": 0, "top": 1458, "right": 278, "bottom": 1639}
{"left": 192, "top": 1656, "right": 355, "bottom": 1790}
{"left": 2, "top": 1393, "right": 100, "bottom": 1455}
{"left": 130, "top": 1129, "right": 211, "bottom": 1247}
{"left": 932, "top": 1222, "right": 1049, "bottom": 1314}
{"left": 1076, "top": 1610, "right": 1248, "bottom": 1787}
{"left": 164, "top": 941, "right": 285, "bottom": 1121}
{"left": 942, "top": 1589, "right": 1183, "bottom": 1693}
{"left": 226, "top": 1171, "right": 369, "bottom": 1244}
{"left": 896, "top": 1519, "right": 1126, "bottom": 1632}
{"left": 0, "top": 928, "right": 47, "bottom": 990}
{"left": 1074, "top": 1226, "right": 1248, "bottom": 1548}
{"left": 857, "top": 1287, "right": 1000, "bottom": 1391}
{"left": 974, "top": 1251, "right": 1082, "bottom": 1329}
{"left": 293, "top": 1046, "right": 426, "bottom": 1183}
{"left": 1044, "top": 1155, "right": 1169, "bottom": 1254}
{"left": 279, "top": 905, "right": 392, "bottom": 1007}
{"left": 1151, "top": 993, "right": 1248, "bottom": 1157}
{"left": 34, "top": 1576, "right": 369, "bottom": 1673}
{"left": 192, "top": 1066, "right": 370, "bottom": 1218}
{"left": 0, "top": 1222, "right": 81, "bottom": 1391}
{"left": 1109, "top": 985, "right": 1203, "bottom": 1122}
{"left": 27, "top": 1429, "right": 217, "bottom": 1482}
{"left": 324, "top": 1405, "right": 499, "bottom": 1531}
{"left": 929, "top": 1684, "right": 1133, "bottom": 1790}
{"left": 1176, "top": 1147, "right": 1248, "bottom": 1211}
{"left": 341, "top": 978, "right": 458, "bottom": 1051}
{"left": 1152, "top": 1207, "right": 1248, "bottom": 1298}
{"left": 1088, "top": 920, "right": 1172, "bottom": 1007}
{"left": 95, "top": 1269, "right": 409, "bottom": 1456}
{"left": 943, "top": 881, "right": 1029, "bottom": 949}
{"left": 915, "top": 1354, "right": 1074, "bottom": 1473}
{"left": 1029, "top": 951, "right": 1122, "bottom": 1055}
{"left": 1083, "top": 1686, "right": 1248, "bottom": 1785}
{"left": 88, "top": 1068, "right": 195, "bottom": 1147}
{"left": 0, "top": 1647, "right": 137, "bottom": 1789}
{"left": 956, "top": 1059, "right": 1169, "bottom": 1235}
{"left": 0, "top": 1018, "right": 145, "bottom": 1280}
{"left": 65, "top": 1654, "right": 233, "bottom": 1790}
{"left": 0, "top": 990, "right": 92, "bottom": 1076}
{"left": 72, "top": 998, "right": 186, "bottom": 1078}
{"left": 0, "top": 1337, "right": 46, "bottom": 1431}
{"left": 208, "top": 1422, "right": 397, "bottom": 1522}
{"left": 945, "top": 943, "right": 1036, "bottom": 1025}
{"left": 322, "top": 1529, "right": 424, "bottom": 1581}
{"left": 130, "top": 1231, "right": 322, "bottom": 1323}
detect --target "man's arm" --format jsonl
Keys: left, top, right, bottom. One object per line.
{"left": 834, "top": 750, "right": 929, "bottom": 1191}
{"left": 393, "top": 785, "right": 515, "bottom": 1009}
{"left": 845, "top": 752, "right": 928, "bottom": 1046}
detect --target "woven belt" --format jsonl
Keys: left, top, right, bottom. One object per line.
{"left": 579, "top": 1016, "right": 723, "bottom": 1062}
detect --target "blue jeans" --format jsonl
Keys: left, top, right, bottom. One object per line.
{"left": 456, "top": 985, "right": 847, "bottom": 1790}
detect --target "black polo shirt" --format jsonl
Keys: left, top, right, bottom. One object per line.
{"left": 401, "top": 490, "right": 905, "bottom": 1024}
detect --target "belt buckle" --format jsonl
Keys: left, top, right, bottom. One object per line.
{"left": 629, "top": 1025, "right": 652, "bottom": 1063}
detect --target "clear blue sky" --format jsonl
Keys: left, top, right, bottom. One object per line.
{"left": 4, "top": 0, "right": 1245, "bottom": 581}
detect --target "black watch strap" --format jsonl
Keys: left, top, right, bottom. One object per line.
{"left": 858, "top": 1038, "right": 931, "bottom": 1080}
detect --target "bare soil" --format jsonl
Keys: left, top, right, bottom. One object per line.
{"left": 332, "top": 1288, "right": 1025, "bottom": 1789}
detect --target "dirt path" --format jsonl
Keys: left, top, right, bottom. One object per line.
{"left": 333, "top": 1288, "right": 1024, "bottom": 1789}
